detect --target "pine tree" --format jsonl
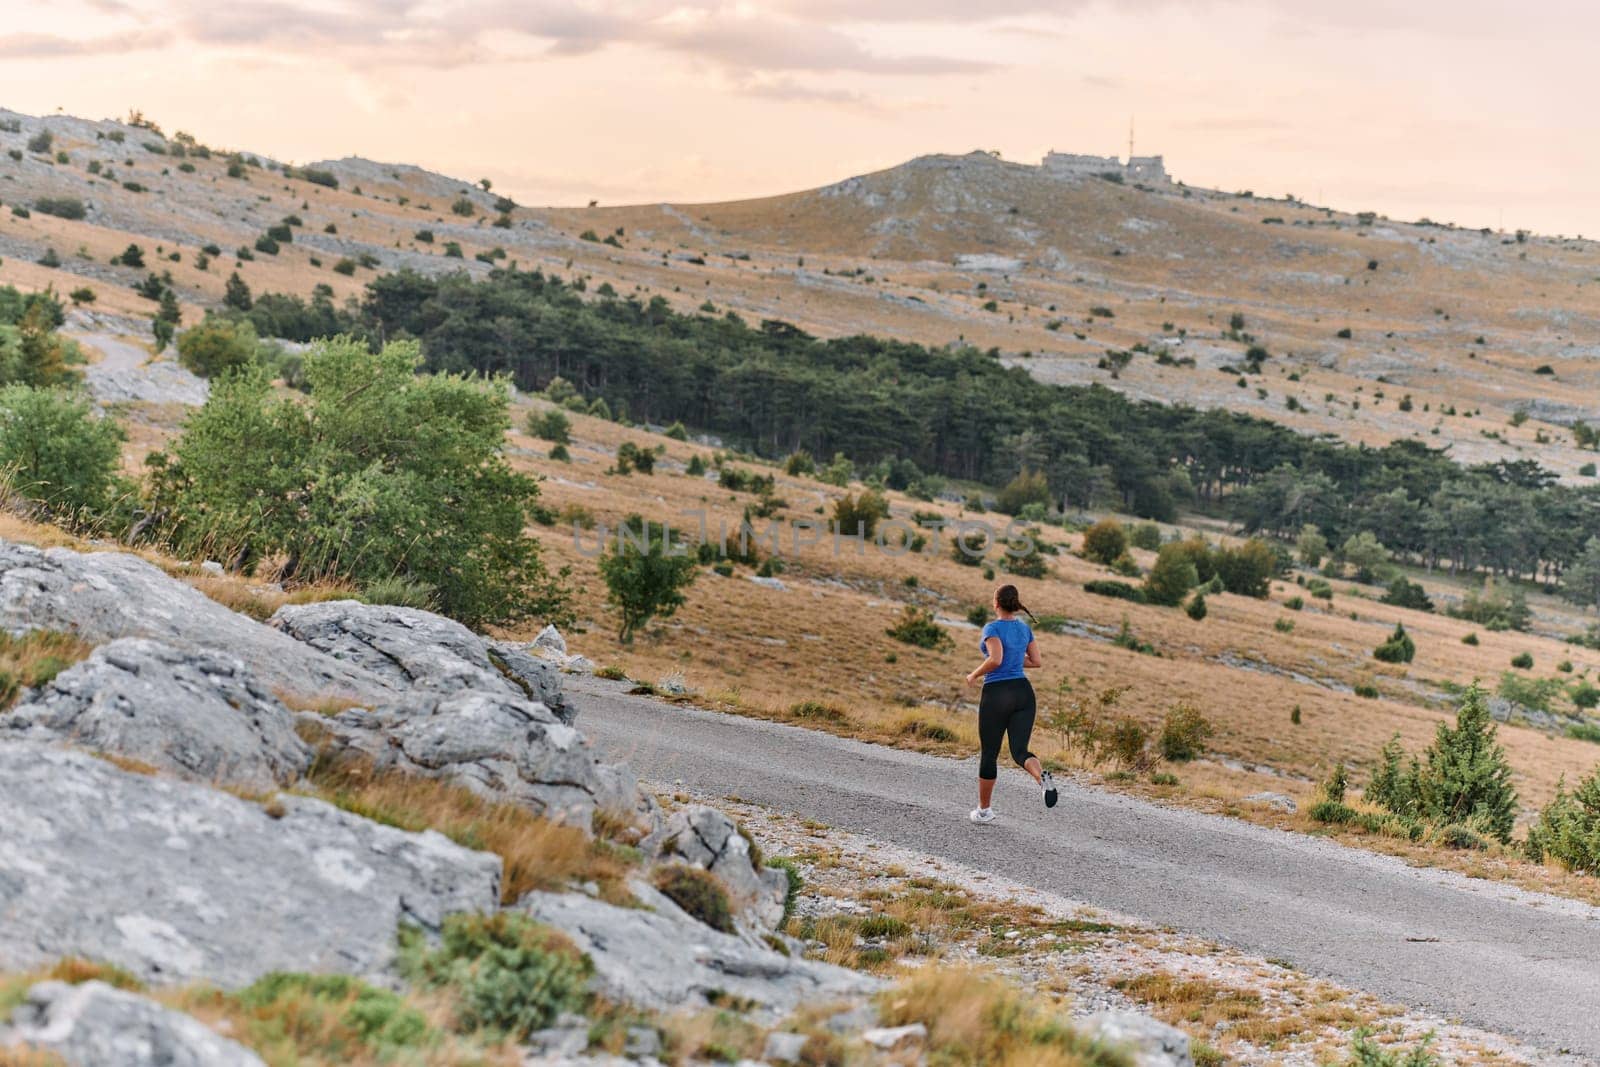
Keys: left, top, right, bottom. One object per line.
{"left": 223, "top": 271, "right": 253, "bottom": 311}
{"left": 14, "top": 302, "right": 78, "bottom": 387}
{"left": 1419, "top": 684, "right": 1517, "bottom": 841}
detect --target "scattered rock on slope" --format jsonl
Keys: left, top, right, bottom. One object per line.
{"left": 0, "top": 541, "right": 390, "bottom": 704}
{"left": 658, "top": 805, "right": 790, "bottom": 932}
{"left": 3, "top": 638, "right": 309, "bottom": 790}
{"left": 522, "top": 882, "right": 879, "bottom": 1017}
{"left": 0, "top": 742, "right": 500, "bottom": 987}
{"left": 2, "top": 980, "right": 267, "bottom": 1067}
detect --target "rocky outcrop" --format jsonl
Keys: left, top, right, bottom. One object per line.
{"left": 658, "top": 805, "right": 789, "bottom": 932}
{"left": 269, "top": 600, "right": 572, "bottom": 723}
{"left": 1081, "top": 1010, "right": 1193, "bottom": 1067}
{"left": 303, "top": 689, "right": 604, "bottom": 828}
{"left": 2, "top": 981, "right": 266, "bottom": 1067}
{"left": 0, "top": 742, "right": 501, "bottom": 987}
{"left": 522, "top": 882, "right": 879, "bottom": 1018}
{"left": 3, "top": 639, "right": 309, "bottom": 790}
{"left": 0, "top": 541, "right": 389, "bottom": 704}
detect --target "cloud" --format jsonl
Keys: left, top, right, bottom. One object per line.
{"left": 0, "top": 30, "right": 164, "bottom": 58}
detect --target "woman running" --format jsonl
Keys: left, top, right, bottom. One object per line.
{"left": 964, "top": 583, "right": 1055, "bottom": 822}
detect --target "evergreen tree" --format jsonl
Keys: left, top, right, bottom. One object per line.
{"left": 1420, "top": 684, "right": 1517, "bottom": 841}
{"left": 223, "top": 271, "right": 253, "bottom": 311}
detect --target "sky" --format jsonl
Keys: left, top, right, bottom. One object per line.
{"left": 3, "top": 0, "right": 1597, "bottom": 237}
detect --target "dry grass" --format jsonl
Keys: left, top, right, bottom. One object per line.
{"left": 0, "top": 630, "right": 94, "bottom": 709}
{"left": 180, "top": 572, "right": 359, "bottom": 622}
{"left": 877, "top": 967, "right": 1130, "bottom": 1067}
{"left": 296, "top": 736, "right": 638, "bottom": 905}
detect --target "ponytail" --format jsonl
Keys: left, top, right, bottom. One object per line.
{"left": 995, "top": 584, "right": 1036, "bottom": 622}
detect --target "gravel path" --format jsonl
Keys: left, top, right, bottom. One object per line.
{"left": 569, "top": 675, "right": 1600, "bottom": 1059}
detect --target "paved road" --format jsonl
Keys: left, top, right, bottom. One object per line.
{"left": 569, "top": 675, "right": 1600, "bottom": 1059}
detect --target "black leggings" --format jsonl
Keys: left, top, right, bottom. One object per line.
{"left": 978, "top": 678, "right": 1037, "bottom": 780}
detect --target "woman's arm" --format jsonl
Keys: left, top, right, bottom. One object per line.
{"left": 1023, "top": 639, "right": 1042, "bottom": 669}
{"left": 966, "top": 636, "right": 1004, "bottom": 686}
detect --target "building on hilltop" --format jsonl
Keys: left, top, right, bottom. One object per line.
{"left": 1041, "top": 151, "right": 1168, "bottom": 183}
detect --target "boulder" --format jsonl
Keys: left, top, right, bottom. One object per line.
{"left": 0, "top": 742, "right": 501, "bottom": 987}
{"left": 1080, "top": 1010, "right": 1193, "bottom": 1067}
{"left": 304, "top": 689, "right": 604, "bottom": 828}
{"left": 268, "top": 601, "right": 572, "bottom": 723}
{"left": 2, "top": 980, "right": 266, "bottom": 1067}
{"left": 532, "top": 624, "right": 567, "bottom": 656}
{"left": 487, "top": 639, "right": 573, "bottom": 724}
{"left": 1243, "top": 792, "right": 1297, "bottom": 814}
{"left": 3, "top": 639, "right": 309, "bottom": 790}
{"left": 521, "top": 883, "right": 879, "bottom": 1018}
{"left": 0, "top": 541, "right": 389, "bottom": 704}
{"left": 268, "top": 601, "right": 520, "bottom": 695}
{"left": 658, "top": 805, "right": 789, "bottom": 931}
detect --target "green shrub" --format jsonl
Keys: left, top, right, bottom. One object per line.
{"left": 1461, "top": 632, "right": 1479, "bottom": 646}
{"left": 451, "top": 196, "right": 475, "bottom": 216}
{"left": 1307, "top": 577, "right": 1334, "bottom": 600}
{"left": 1184, "top": 592, "right": 1207, "bottom": 621}
{"left": 1373, "top": 622, "right": 1415, "bottom": 664}
{"left": 789, "top": 700, "right": 848, "bottom": 724}
{"left": 1212, "top": 539, "right": 1276, "bottom": 597}
{"left": 1571, "top": 681, "right": 1600, "bottom": 710}
{"left": 1354, "top": 683, "right": 1380, "bottom": 699}
{"left": 1158, "top": 703, "right": 1212, "bottom": 762}
{"left": 397, "top": 912, "right": 591, "bottom": 1039}
{"left": 253, "top": 234, "right": 280, "bottom": 255}
{"left": 765, "top": 857, "right": 803, "bottom": 926}
{"left": 599, "top": 515, "right": 697, "bottom": 643}
{"left": 1127, "top": 521, "right": 1163, "bottom": 551}
{"left": 1284, "top": 595, "right": 1304, "bottom": 610}
{"left": 1497, "top": 671, "right": 1563, "bottom": 714}
{"left": 1274, "top": 617, "right": 1295, "bottom": 633}
{"left": 33, "top": 197, "right": 86, "bottom": 220}
{"left": 527, "top": 408, "right": 571, "bottom": 444}
{"left": 231, "top": 972, "right": 438, "bottom": 1061}
{"left": 0, "top": 385, "right": 126, "bottom": 522}
{"left": 1343, "top": 1028, "right": 1441, "bottom": 1066}
{"left": 1110, "top": 551, "right": 1141, "bottom": 578}
{"left": 1527, "top": 767, "right": 1600, "bottom": 873}
{"left": 1510, "top": 651, "right": 1533, "bottom": 669}
{"left": 1083, "top": 579, "right": 1146, "bottom": 604}
{"left": 1143, "top": 542, "right": 1199, "bottom": 607}
{"left": 176, "top": 317, "right": 260, "bottom": 378}
{"left": 1096, "top": 717, "right": 1150, "bottom": 770}
{"left": 886, "top": 605, "right": 951, "bottom": 650}
{"left": 146, "top": 338, "right": 567, "bottom": 628}
{"left": 833, "top": 489, "right": 889, "bottom": 538}
{"left": 1081, "top": 518, "right": 1127, "bottom": 565}
{"left": 1364, "top": 684, "right": 1517, "bottom": 842}
{"left": 360, "top": 575, "right": 438, "bottom": 611}
{"left": 1447, "top": 580, "right": 1529, "bottom": 632}
{"left": 995, "top": 468, "right": 1050, "bottom": 516}
{"left": 653, "top": 865, "right": 734, "bottom": 933}
{"left": 1380, "top": 578, "right": 1433, "bottom": 612}
{"left": 966, "top": 604, "right": 992, "bottom": 627}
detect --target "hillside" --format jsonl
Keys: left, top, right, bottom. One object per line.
{"left": 2, "top": 109, "right": 1598, "bottom": 479}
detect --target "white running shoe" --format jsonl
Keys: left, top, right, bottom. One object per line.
{"left": 1041, "top": 769, "right": 1058, "bottom": 809}
{"left": 969, "top": 807, "right": 995, "bottom": 824}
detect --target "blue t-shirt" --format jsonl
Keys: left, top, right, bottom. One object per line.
{"left": 980, "top": 618, "right": 1033, "bottom": 683}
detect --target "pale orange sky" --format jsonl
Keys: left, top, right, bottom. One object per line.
{"left": 4, "top": 0, "right": 1597, "bottom": 236}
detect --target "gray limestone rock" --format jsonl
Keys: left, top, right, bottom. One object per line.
{"left": 2, "top": 980, "right": 266, "bottom": 1067}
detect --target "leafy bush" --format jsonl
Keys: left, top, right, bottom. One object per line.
{"left": 1097, "top": 717, "right": 1151, "bottom": 770}
{"left": 0, "top": 385, "right": 125, "bottom": 521}
{"left": 1212, "top": 539, "right": 1276, "bottom": 597}
{"left": 1184, "top": 592, "right": 1207, "bottom": 620}
{"left": 653, "top": 865, "right": 734, "bottom": 932}
{"left": 1274, "top": 617, "right": 1295, "bottom": 633}
{"left": 599, "top": 515, "right": 697, "bottom": 643}
{"left": 1461, "top": 632, "right": 1479, "bottom": 646}
{"left": 833, "top": 489, "right": 888, "bottom": 538}
{"left": 1284, "top": 595, "right": 1304, "bottom": 610}
{"left": 1571, "top": 681, "right": 1599, "bottom": 710}
{"left": 1372, "top": 622, "right": 1415, "bottom": 664}
{"left": 1343, "top": 1029, "right": 1441, "bottom": 1066}
{"left": 1159, "top": 703, "right": 1212, "bottom": 762}
{"left": 146, "top": 338, "right": 566, "bottom": 627}
{"left": 1081, "top": 518, "right": 1127, "bottom": 565}
{"left": 886, "top": 605, "right": 951, "bottom": 650}
{"left": 1381, "top": 578, "right": 1433, "bottom": 612}
{"left": 1526, "top": 767, "right": 1600, "bottom": 873}
{"left": 1110, "top": 551, "right": 1141, "bottom": 578}
{"left": 1447, "top": 580, "right": 1529, "bottom": 632}
{"left": 1083, "top": 579, "right": 1146, "bottom": 603}
{"left": 526, "top": 408, "right": 571, "bottom": 444}
{"left": 1510, "top": 651, "right": 1533, "bottom": 670}
{"left": 1128, "top": 521, "right": 1163, "bottom": 551}
{"left": 33, "top": 197, "right": 86, "bottom": 220}
{"left": 995, "top": 468, "right": 1050, "bottom": 516}
{"left": 26, "top": 129, "right": 52, "bottom": 154}
{"left": 397, "top": 912, "right": 590, "bottom": 1039}
{"left": 1496, "top": 671, "right": 1563, "bottom": 713}
{"left": 451, "top": 196, "right": 475, "bottom": 217}
{"left": 1143, "top": 542, "right": 1199, "bottom": 607}
{"left": 176, "top": 317, "right": 261, "bottom": 378}
{"left": 1307, "top": 577, "right": 1334, "bottom": 600}
{"left": 229, "top": 972, "right": 438, "bottom": 1061}
{"left": 965, "top": 604, "right": 992, "bottom": 626}
{"left": 1364, "top": 684, "right": 1517, "bottom": 842}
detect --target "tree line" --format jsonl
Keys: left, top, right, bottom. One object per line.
{"left": 222, "top": 268, "right": 1600, "bottom": 604}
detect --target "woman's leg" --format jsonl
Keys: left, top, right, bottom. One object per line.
{"left": 976, "top": 686, "right": 1006, "bottom": 809}
{"left": 1007, "top": 685, "right": 1044, "bottom": 786}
